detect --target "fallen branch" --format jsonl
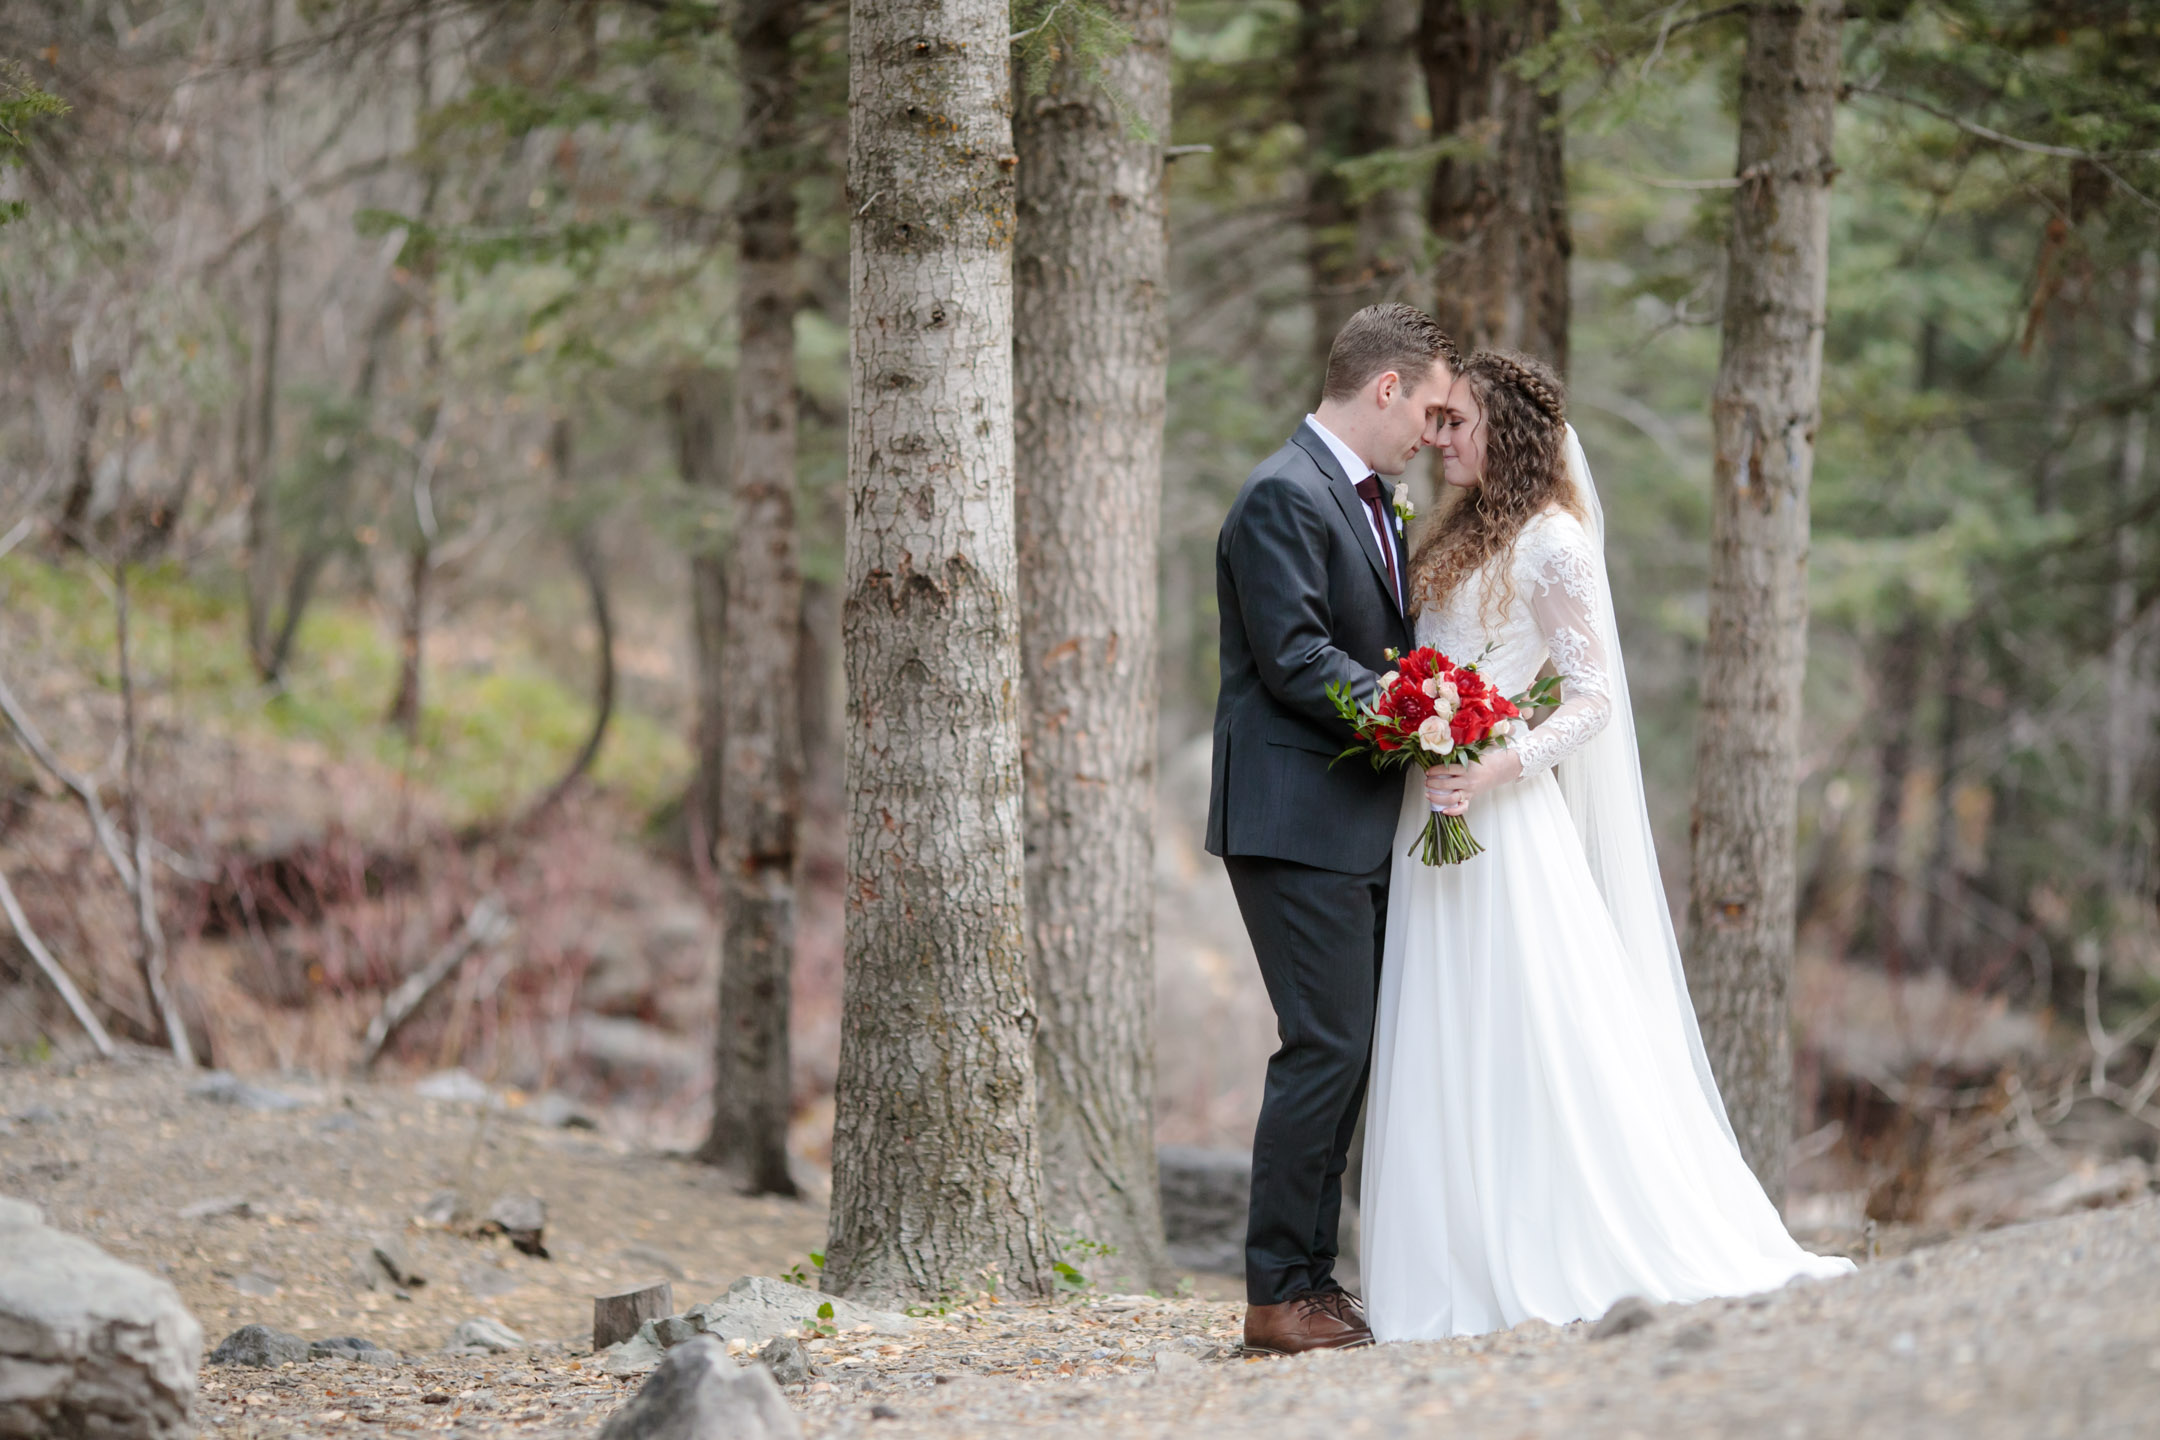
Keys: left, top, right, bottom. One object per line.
{"left": 358, "top": 895, "right": 511, "bottom": 1068}
{"left": 0, "top": 867, "right": 116, "bottom": 1058}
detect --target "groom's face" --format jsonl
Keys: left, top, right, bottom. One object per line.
{"left": 1368, "top": 361, "right": 1455, "bottom": 476}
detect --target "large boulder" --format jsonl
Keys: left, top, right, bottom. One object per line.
{"left": 598, "top": 1335, "right": 798, "bottom": 1440}
{"left": 0, "top": 1196, "right": 202, "bottom": 1439}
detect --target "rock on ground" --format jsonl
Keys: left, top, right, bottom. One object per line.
{"left": 206, "top": 1324, "right": 309, "bottom": 1368}
{"left": 601, "top": 1275, "right": 916, "bottom": 1374}
{"left": 598, "top": 1335, "right": 799, "bottom": 1440}
{"left": 447, "top": 1317, "right": 525, "bottom": 1355}
{"left": 0, "top": 1195, "right": 202, "bottom": 1440}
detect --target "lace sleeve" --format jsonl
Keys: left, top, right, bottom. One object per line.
{"left": 1513, "top": 516, "right": 1614, "bottom": 780}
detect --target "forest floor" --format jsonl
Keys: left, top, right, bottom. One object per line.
{"left": 6, "top": 1052, "right": 2157, "bottom": 1438}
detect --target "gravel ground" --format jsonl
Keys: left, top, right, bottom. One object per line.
{"left": 6, "top": 1056, "right": 2156, "bottom": 1438}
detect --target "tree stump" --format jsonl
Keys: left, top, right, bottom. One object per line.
{"left": 593, "top": 1281, "right": 672, "bottom": 1352}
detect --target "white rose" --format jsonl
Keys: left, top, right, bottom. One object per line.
{"left": 1381, "top": 671, "right": 1399, "bottom": 688}
{"left": 1490, "top": 717, "right": 1515, "bottom": 740}
{"left": 1416, "top": 716, "right": 1450, "bottom": 754}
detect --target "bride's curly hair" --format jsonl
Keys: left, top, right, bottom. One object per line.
{"left": 1406, "top": 349, "right": 1579, "bottom": 620}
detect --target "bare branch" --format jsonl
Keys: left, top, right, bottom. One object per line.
{"left": 358, "top": 895, "right": 511, "bottom": 1068}
{"left": 0, "top": 668, "right": 139, "bottom": 890}
{"left": 0, "top": 867, "right": 116, "bottom": 1058}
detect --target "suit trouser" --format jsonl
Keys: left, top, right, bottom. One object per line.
{"left": 1223, "top": 851, "right": 1389, "bottom": 1306}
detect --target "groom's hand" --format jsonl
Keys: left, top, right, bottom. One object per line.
{"left": 1424, "top": 751, "right": 1523, "bottom": 814}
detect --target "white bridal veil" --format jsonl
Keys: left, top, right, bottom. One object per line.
{"left": 1552, "top": 425, "right": 1737, "bottom": 1146}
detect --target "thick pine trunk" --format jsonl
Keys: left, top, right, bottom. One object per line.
{"left": 697, "top": 0, "right": 804, "bottom": 1199}
{"left": 1298, "top": 0, "right": 1423, "bottom": 377}
{"left": 828, "top": 0, "right": 1051, "bottom": 1302}
{"left": 1419, "top": 0, "right": 1569, "bottom": 369}
{"left": 1685, "top": 0, "right": 1844, "bottom": 1206}
{"left": 1014, "top": 0, "right": 1174, "bottom": 1288}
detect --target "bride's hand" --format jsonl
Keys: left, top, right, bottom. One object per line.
{"left": 1424, "top": 750, "right": 1524, "bottom": 815}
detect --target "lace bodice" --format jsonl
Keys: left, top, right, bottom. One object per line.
{"left": 1413, "top": 509, "right": 1612, "bottom": 779}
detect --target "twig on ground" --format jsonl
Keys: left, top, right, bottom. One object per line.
{"left": 358, "top": 894, "right": 511, "bottom": 1068}
{"left": 0, "top": 867, "right": 116, "bottom": 1057}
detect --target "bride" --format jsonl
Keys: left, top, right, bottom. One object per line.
{"left": 1359, "top": 349, "right": 1854, "bottom": 1341}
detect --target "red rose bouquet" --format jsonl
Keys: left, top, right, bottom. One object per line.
{"left": 1326, "top": 646, "right": 1560, "bottom": 865}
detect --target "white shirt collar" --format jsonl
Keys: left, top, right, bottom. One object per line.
{"left": 1304, "top": 414, "right": 1374, "bottom": 487}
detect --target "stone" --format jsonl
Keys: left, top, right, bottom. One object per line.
{"left": 1152, "top": 1348, "right": 1200, "bottom": 1376}
{"left": 601, "top": 1329, "right": 668, "bottom": 1377}
{"left": 1157, "top": 1146, "right": 1251, "bottom": 1274}
{"left": 0, "top": 1201, "right": 202, "bottom": 1438}
{"left": 417, "top": 1191, "right": 463, "bottom": 1228}
{"left": 1589, "top": 1295, "right": 1658, "bottom": 1341}
{"left": 759, "top": 1335, "right": 812, "bottom": 1386}
{"left": 363, "top": 1235, "right": 426, "bottom": 1290}
{"left": 597, "top": 1336, "right": 800, "bottom": 1440}
{"left": 413, "top": 1069, "right": 495, "bottom": 1105}
{"left": 176, "top": 1196, "right": 253, "bottom": 1221}
{"left": 0, "top": 1196, "right": 46, "bottom": 1228}
{"left": 1670, "top": 1322, "right": 1716, "bottom": 1352}
{"left": 445, "top": 1318, "right": 525, "bottom": 1355}
{"left": 207, "top": 1324, "right": 308, "bottom": 1368}
{"left": 308, "top": 1336, "right": 399, "bottom": 1366}
{"left": 481, "top": 1194, "right": 548, "bottom": 1258}
{"left": 186, "top": 1072, "right": 302, "bottom": 1112}
{"left": 675, "top": 1276, "right": 915, "bottom": 1347}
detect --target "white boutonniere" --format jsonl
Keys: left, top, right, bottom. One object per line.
{"left": 1391, "top": 490, "right": 1416, "bottom": 527}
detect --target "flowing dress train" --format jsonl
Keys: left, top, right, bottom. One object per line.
{"left": 1361, "top": 507, "right": 1854, "bottom": 1341}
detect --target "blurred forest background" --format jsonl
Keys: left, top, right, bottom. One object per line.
{"left": 2, "top": 0, "right": 2158, "bottom": 1249}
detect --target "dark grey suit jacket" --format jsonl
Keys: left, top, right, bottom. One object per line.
{"left": 1205, "top": 421, "right": 1415, "bottom": 874}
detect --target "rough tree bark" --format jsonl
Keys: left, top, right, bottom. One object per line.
{"left": 1297, "top": 0, "right": 1424, "bottom": 377}
{"left": 1420, "top": 0, "right": 1569, "bottom": 369}
{"left": 828, "top": 0, "right": 1052, "bottom": 1303}
{"left": 695, "top": 0, "right": 803, "bottom": 1199}
{"left": 1685, "top": 0, "right": 1844, "bottom": 1206}
{"left": 1014, "top": 0, "right": 1174, "bottom": 1287}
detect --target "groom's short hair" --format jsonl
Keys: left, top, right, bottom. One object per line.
{"left": 1321, "top": 304, "right": 1459, "bottom": 402}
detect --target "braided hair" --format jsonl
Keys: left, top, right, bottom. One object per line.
{"left": 1406, "top": 349, "right": 1579, "bottom": 621}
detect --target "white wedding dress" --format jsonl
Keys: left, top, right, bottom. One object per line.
{"left": 1361, "top": 430, "right": 1854, "bottom": 1341}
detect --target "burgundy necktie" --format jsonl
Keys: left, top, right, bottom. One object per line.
{"left": 1354, "top": 476, "right": 1400, "bottom": 606}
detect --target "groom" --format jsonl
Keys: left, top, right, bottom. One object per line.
{"left": 1206, "top": 302, "right": 1457, "bottom": 1355}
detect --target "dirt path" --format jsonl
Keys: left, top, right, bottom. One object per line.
{"left": 5, "top": 1055, "right": 2154, "bottom": 1439}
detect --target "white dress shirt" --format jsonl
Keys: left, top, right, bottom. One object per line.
{"left": 1305, "top": 413, "right": 1401, "bottom": 609}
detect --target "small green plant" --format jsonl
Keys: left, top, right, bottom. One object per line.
{"left": 1051, "top": 1229, "right": 1119, "bottom": 1296}
{"left": 780, "top": 1250, "right": 826, "bottom": 1287}
{"left": 801, "top": 1300, "right": 838, "bottom": 1340}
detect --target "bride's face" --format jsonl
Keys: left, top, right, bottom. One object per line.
{"left": 1436, "top": 377, "right": 1487, "bottom": 490}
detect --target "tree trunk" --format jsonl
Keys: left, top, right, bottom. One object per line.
{"left": 246, "top": 0, "right": 284, "bottom": 674}
{"left": 695, "top": 0, "right": 804, "bottom": 1199}
{"left": 389, "top": 19, "right": 445, "bottom": 743}
{"left": 1863, "top": 617, "right": 1922, "bottom": 975}
{"left": 828, "top": 0, "right": 1051, "bottom": 1304}
{"left": 1298, "top": 0, "right": 1424, "bottom": 378}
{"left": 1420, "top": 0, "right": 1569, "bottom": 369}
{"left": 1013, "top": 0, "right": 1174, "bottom": 1288}
{"left": 1684, "top": 0, "right": 1843, "bottom": 1207}
{"left": 520, "top": 418, "right": 614, "bottom": 828}
{"left": 2104, "top": 250, "right": 2156, "bottom": 895}
{"left": 668, "top": 370, "right": 730, "bottom": 863}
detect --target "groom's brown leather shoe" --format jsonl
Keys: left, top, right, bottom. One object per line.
{"left": 1243, "top": 1289, "right": 1375, "bottom": 1356}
